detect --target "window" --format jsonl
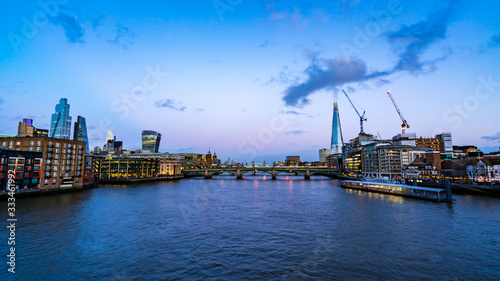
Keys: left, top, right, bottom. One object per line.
{"left": 29, "top": 147, "right": 33, "bottom": 151}
{"left": 52, "top": 179, "right": 56, "bottom": 184}
{"left": 9, "top": 159, "right": 16, "bottom": 164}
{"left": 16, "top": 172, "right": 22, "bottom": 178}
{"left": 55, "top": 149, "right": 59, "bottom": 153}
{"left": 30, "top": 141, "right": 34, "bottom": 146}
{"left": 44, "top": 179, "right": 48, "bottom": 185}
{"left": 53, "top": 166, "right": 58, "bottom": 171}
{"left": 56, "top": 143, "right": 60, "bottom": 148}
{"left": 34, "top": 166, "right": 39, "bottom": 171}
{"left": 53, "top": 172, "right": 57, "bottom": 177}
{"left": 55, "top": 154, "right": 59, "bottom": 159}
{"left": 68, "top": 144, "right": 72, "bottom": 149}
{"left": 37, "top": 141, "right": 41, "bottom": 146}
{"left": 16, "top": 141, "right": 21, "bottom": 146}
{"left": 36, "top": 147, "right": 41, "bottom": 152}
{"left": 35, "top": 159, "right": 40, "bottom": 165}
{"left": 54, "top": 160, "right": 58, "bottom": 165}
{"left": 8, "top": 166, "right": 15, "bottom": 171}
{"left": 1, "top": 142, "right": 5, "bottom": 147}
{"left": 16, "top": 166, "right": 23, "bottom": 171}
{"left": 17, "top": 159, "right": 24, "bottom": 164}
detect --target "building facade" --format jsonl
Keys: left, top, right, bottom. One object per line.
{"left": 0, "top": 137, "right": 86, "bottom": 189}
{"left": 18, "top": 118, "right": 36, "bottom": 137}
{"left": 50, "top": 98, "right": 72, "bottom": 139}
{"left": 0, "top": 149, "right": 43, "bottom": 191}
{"left": 331, "top": 100, "right": 343, "bottom": 155}
{"left": 142, "top": 130, "right": 162, "bottom": 153}
{"left": 74, "top": 116, "right": 90, "bottom": 154}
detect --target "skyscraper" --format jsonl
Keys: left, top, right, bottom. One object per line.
{"left": 50, "top": 98, "right": 72, "bottom": 139}
{"left": 142, "top": 130, "right": 161, "bottom": 152}
{"left": 73, "top": 116, "right": 89, "bottom": 154}
{"left": 331, "top": 100, "right": 343, "bottom": 155}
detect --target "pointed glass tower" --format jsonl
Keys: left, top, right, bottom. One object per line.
{"left": 331, "top": 100, "right": 343, "bottom": 155}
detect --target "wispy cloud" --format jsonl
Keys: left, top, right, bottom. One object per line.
{"left": 260, "top": 39, "right": 272, "bottom": 48}
{"left": 196, "top": 108, "right": 206, "bottom": 112}
{"left": 108, "top": 25, "right": 134, "bottom": 49}
{"left": 482, "top": 132, "right": 500, "bottom": 142}
{"left": 155, "top": 99, "right": 187, "bottom": 111}
{"left": 286, "top": 130, "right": 306, "bottom": 135}
{"left": 338, "top": 0, "right": 361, "bottom": 13}
{"left": 279, "top": 2, "right": 458, "bottom": 107}
{"left": 487, "top": 34, "right": 500, "bottom": 48}
{"left": 50, "top": 14, "right": 85, "bottom": 43}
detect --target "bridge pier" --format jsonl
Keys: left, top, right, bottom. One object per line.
{"left": 272, "top": 169, "right": 277, "bottom": 180}
{"left": 236, "top": 169, "right": 243, "bottom": 180}
{"left": 305, "top": 168, "right": 310, "bottom": 180}
{"left": 204, "top": 169, "right": 212, "bottom": 179}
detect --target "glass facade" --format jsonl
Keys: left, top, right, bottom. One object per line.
{"left": 50, "top": 98, "right": 72, "bottom": 139}
{"left": 73, "top": 116, "right": 89, "bottom": 154}
{"left": 331, "top": 100, "right": 343, "bottom": 155}
{"left": 142, "top": 130, "right": 161, "bottom": 153}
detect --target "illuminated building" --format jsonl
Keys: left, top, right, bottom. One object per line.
{"left": 0, "top": 136, "right": 86, "bottom": 189}
{"left": 0, "top": 149, "right": 42, "bottom": 191}
{"left": 50, "top": 98, "right": 72, "bottom": 139}
{"left": 142, "top": 130, "right": 162, "bottom": 153}
{"left": 331, "top": 100, "right": 343, "bottom": 155}
{"left": 73, "top": 116, "right": 89, "bottom": 154}
{"left": 18, "top": 118, "right": 36, "bottom": 137}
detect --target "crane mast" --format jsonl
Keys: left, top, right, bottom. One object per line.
{"left": 342, "top": 89, "right": 367, "bottom": 135}
{"left": 387, "top": 91, "right": 410, "bottom": 134}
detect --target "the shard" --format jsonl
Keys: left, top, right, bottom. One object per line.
{"left": 331, "top": 100, "right": 343, "bottom": 155}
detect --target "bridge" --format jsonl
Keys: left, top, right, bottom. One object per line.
{"left": 181, "top": 166, "right": 341, "bottom": 180}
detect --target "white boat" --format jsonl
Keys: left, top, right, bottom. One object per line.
{"left": 341, "top": 180, "right": 452, "bottom": 202}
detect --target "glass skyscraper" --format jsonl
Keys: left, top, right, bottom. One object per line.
{"left": 73, "top": 116, "right": 90, "bottom": 154}
{"left": 142, "top": 130, "right": 162, "bottom": 153}
{"left": 331, "top": 100, "right": 343, "bottom": 155}
{"left": 50, "top": 98, "right": 72, "bottom": 139}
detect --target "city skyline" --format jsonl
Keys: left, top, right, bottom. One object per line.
{"left": 1, "top": 1, "right": 499, "bottom": 162}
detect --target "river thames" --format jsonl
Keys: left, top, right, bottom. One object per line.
{"left": 2, "top": 176, "right": 500, "bottom": 280}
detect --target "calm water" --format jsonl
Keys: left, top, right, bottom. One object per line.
{"left": 1, "top": 176, "right": 500, "bottom": 280}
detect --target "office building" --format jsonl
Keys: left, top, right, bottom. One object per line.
{"left": 73, "top": 116, "right": 89, "bottom": 154}
{"left": 35, "top": 128, "right": 49, "bottom": 137}
{"left": 50, "top": 98, "right": 72, "bottom": 139}
{"left": 331, "top": 100, "right": 343, "bottom": 155}
{"left": 18, "top": 118, "right": 36, "bottom": 137}
{"left": 319, "top": 148, "right": 330, "bottom": 162}
{"left": 142, "top": 130, "right": 161, "bottom": 153}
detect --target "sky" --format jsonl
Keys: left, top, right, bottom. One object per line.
{"left": 0, "top": 0, "right": 499, "bottom": 163}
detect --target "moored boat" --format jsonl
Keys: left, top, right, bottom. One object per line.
{"left": 341, "top": 180, "right": 453, "bottom": 202}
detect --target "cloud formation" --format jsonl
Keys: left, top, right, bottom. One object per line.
{"left": 108, "top": 25, "right": 135, "bottom": 49}
{"left": 286, "top": 130, "right": 306, "bottom": 135}
{"left": 280, "top": 2, "right": 458, "bottom": 106}
{"left": 481, "top": 132, "right": 500, "bottom": 142}
{"left": 155, "top": 99, "right": 186, "bottom": 111}
{"left": 487, "top": 34, "right": 500, "bottom": 48}
{"left": 50, "top": 14, "right": 85, "bottom": 43}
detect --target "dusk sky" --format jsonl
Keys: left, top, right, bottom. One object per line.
{"left": 1, "top": 0, "right": 499, "bottom": 162}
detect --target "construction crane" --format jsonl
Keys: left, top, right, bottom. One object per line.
{"left": 386, "top": 91, "right": 410, "bottom": 134}
{"left": 342, "top": 89, "right": 367, "bottom": 135}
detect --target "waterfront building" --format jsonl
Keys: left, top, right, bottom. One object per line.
{"left": 285, "top": 156, "right": 301, "bottom": 166}
{"left": 94, "top": 156, "right": 158, "bottom": 180}
{"left": 415, "top": 132, "right": 453, "bottom": 158}
{"left": 466, "top": 159, "right": 500, "bottom": 182}
{"left": 73, "top": 116, "right": 90, "bottom": 154}
{"left": 0, "top": 136, "right": 86, "bottom": 189}
{"left": 0, "top": 149, "right": 43, "bottom": 191}
{"left": 342, "top": 133, "right": 376, "bottom": 175}
{"left": 142, "top": 130, "right": 161, "bottom": 153}
{"left": 50, "top": 98, "right": 72, "bottom": 139}
{"left": 331, "top": 100, "right": 344, "bottom": 155}
{"left": 18, "top": 118, "right": 36, "bottom": 137}
{"left": 84, "top": 155, "right": 96, "bottom": 185}
{"left": 158, "top": 160, "right": 182, "bottom": 176}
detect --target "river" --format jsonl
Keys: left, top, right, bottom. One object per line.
{"left": 1, "top": 176, "right": 500, "bottom": 280}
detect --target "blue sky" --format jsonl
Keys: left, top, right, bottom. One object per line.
{"left": 0, "top": 0, "right": 499, "bottom": 162}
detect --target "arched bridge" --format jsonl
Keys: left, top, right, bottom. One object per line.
{"left": 182, "top": 167, "right": 341, "bottom": 180}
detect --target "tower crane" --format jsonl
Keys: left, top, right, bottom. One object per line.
{"left": 342, "top": 89, "right": 367, "bottom": 135}
{"left": 386, "top": 91, "right": 410, "bottom": 134}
